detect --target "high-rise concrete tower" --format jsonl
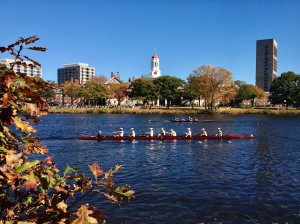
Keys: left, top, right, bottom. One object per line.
{"left": 149, "top": 52, "right": 161, "bottom": 78}
{"left": 256, "top": 39, "right": 278, "bottom": 91}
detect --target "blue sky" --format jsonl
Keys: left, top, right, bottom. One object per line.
{"left": 1, "top": 0, "right": 299, "bottom": 84}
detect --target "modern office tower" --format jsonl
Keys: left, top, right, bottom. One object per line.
{"left": 256, "top": 39, "right": 278, "bottom": 91}
{"left": 0, "top": 58, "right": 42, "bottom": 78}
{"left": 57, "top": 63, "right": 95, "bottom": 85}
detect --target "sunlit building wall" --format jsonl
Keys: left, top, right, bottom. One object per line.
{"left": 0, "top": 58, "right": 42, "bottom": 78}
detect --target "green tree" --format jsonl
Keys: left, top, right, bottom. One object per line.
{"left": 153, "top": 76, "right": 184, "bottom": 108}
{"left": 189, "top": 65, "right": 233, "bottom": 112}
{"left": 182, "top": 83, "right": 197, "bottom": 108}
{"left": 269, "top": 71, "right": 299, "bottom": 108}
{"left": 0, "top": 36, "right": 134, "bottom": 223}
{"left": 235, "top": 84, "right": 266, "bottom": 107}
{"left": 295, "top": 75, "right": 300, "bottom": 108}
{"left": 81, "top": 80, "right": 108, "bottom": 106}
{"left": 129, "top": 78, "right": 158, "bottom": 104}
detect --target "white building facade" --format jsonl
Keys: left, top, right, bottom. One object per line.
{"left": 57, "top": 63, "right": 95, "bottom": 85}
{"left": 149, "top": 53, "right": 161, "bottom": 78}
{"left": 0, "top": 58, "right": 42, "bottom": 78}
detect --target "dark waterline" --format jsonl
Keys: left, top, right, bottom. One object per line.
{"left": 36, "top": 114, "right": 300, "bottom": 223}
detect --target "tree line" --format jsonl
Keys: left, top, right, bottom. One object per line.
{"left": 44, "top": 66, "right": 300, "bottom": 111}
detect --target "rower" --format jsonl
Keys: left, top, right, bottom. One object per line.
{"left": 114, "top": 128, "right": 124, "bottom": 137}
{"left": 188, "top": 116, "right": 193, "bottom": 122}
{"left": 97, "top": 131, "right": 103, "bottom": 138}
{"left": 169, "top": 129, "right": 177, "bottom": 137}
{"left": 216, "top": 127, "right": 223, "bottom": 137}
{"left": 185, "top": 127, "right": 192, "bottom": 137}
{"left": 158, "top": 128, "right": 166, "bottom": 137}
{"left": 129, "top": 128, "right": 135, "bottom": 138}
{"left": 181, "top": 117, "right": 185, "bottom": 122}
{"left": 194, "top": 117, "right": 199, "bottom": 122}
{"left": 200, "top": 128, "right": 207, "bottom": 136}
{"left": 146, "top": 128, "right": 154, "bottom": 137}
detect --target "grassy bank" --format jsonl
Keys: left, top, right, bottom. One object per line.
{"left": 48, "top": 107, "right": 300, "bottom": 115}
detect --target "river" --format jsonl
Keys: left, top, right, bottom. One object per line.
{"left": 36, "top": 114, "right": 300, "bottom": 223}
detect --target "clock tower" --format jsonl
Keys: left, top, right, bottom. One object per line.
{"left": 149, "top": 52, "right": 161, "bottom": 78}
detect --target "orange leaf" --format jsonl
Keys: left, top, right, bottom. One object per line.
{"left": 89, "top": 163, "right": 104, "bottom": 180}
{"left": 73, "top": 204, "right": 98, "bottom": 224}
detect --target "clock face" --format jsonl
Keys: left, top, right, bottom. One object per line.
{"left": 154, "top": 71, "right": 157, "bottom": 74}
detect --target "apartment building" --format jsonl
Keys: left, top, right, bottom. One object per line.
{"left": 57, "top": 63, "right": 95, "bottom": 85}
{"left": 0, "top": 58, "right": 42, "bottom": 78}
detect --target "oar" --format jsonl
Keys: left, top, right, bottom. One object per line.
{"left": 149, "top": 120, "right": 170, "bottom": 123}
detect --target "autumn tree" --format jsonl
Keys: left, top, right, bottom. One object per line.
{"left": 60, "top": 81, "right": 81, "bottom": 106}
{"left": 40, "top": 80, "right": 56, "bottom": 104}
{"left": 129, "top": 78, "right": 158, "bottom": 104}
{"left": 235, "top": 84, "right": 266, "bottom": 107}
{"left": 91, "top": 75, "right": 107, "bottom": 84}
{"left": 189, "top": 65, "right": 234, "bottom": 112}
{"left": 109, "top": 83, "right": 129, "bottom": 106}
{"left": 0, "top": 36, "right": 134, "bottom": 223}
{"left": 153, "top": 76, "right": 184, "bottom": 108}
{"left": 81, "top": 80, "right": 108, "bottom": 106}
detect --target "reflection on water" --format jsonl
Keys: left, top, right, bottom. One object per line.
{"left": 37, "top": 114, "right": 300, "bottom": 223}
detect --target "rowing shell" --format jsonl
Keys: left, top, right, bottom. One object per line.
{"left": 78, "top": 135, "right": 254, "bottom": 141}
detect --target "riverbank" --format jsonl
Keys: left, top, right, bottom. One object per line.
{"left": 48, "top": 107, "right": 300, "bottom": 115}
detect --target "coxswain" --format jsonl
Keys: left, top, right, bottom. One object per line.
{"left": 114, "top": 128, "right": 124, "bottom": 137}
{"left": 200, "top": 128, "right": 207, "bottom": 136}
{"left": 146, "top": 128, "right": 154, "bottom": 137}
{"left": 185, "top": 127, "right": 192, "bottom": 137}
{"left": 216, "top": 127, "right": 223, "bottom": 137}
{"left": 129, "top": 128, "right": 135, "bottom": 138}
{"left": 169, "top": 129, "right": 177, "bottom": 137}
{"left": 158, "top": 128, "right": 166, "bottom": 137}
{"left": 97, "top": 131, "right": 103, "bottom": 138}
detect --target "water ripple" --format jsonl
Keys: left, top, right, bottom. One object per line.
{"left": 36, "top": 114, "right": 300, "bottom": 223}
